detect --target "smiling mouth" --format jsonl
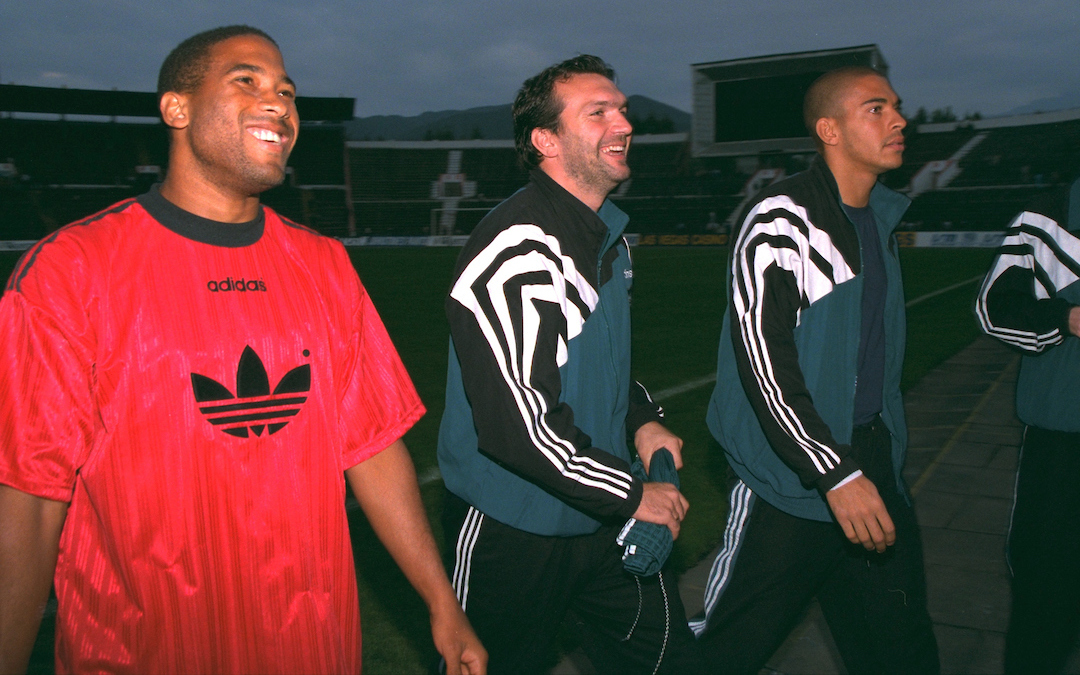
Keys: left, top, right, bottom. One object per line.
{"left": 601, "top": 140, "right": 629, "bottom": 158}
{"left": 249, "top": 128, "right": 284, "bottom": 145}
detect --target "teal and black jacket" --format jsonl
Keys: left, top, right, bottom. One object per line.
{"left": 438, "top": 169, "right": 660, "bottom": 537}
{"left": 977, "top": 177, "right": 1080, "bottom": 432}
{"left": 707, "top": 157, "right": 911, "bottom": 522}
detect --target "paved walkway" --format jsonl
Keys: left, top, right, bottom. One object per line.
{"left": 558, "top": 335, "right": 1079, "bottom": 673}
{"left": 676, "top": 335, "right": 1080, "bottom": 674}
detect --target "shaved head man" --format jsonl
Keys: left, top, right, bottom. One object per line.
{"left": 693, "top": 67, "right": 940, "bottom": 674}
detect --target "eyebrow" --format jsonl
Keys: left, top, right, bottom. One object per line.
{"left": 226, "top": 63, "right": 296, "bottom": 89}
{"left": 861, "top": 96, "right": 902, "bottom": 108}
{"left": 584, "top": 98, "right": 628, "bottom": 110}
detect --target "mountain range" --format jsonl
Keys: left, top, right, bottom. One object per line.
{"left": 345, "top": 95, "right": 690, "bottom": 141}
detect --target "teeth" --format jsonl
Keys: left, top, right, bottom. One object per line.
{"left": 603, "top": 146, "right": 625, "bottom": 153}
{"left": 251, "top": 129, "right": 281, "bottom": 144}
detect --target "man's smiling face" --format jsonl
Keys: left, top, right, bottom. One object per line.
{"left": 550, "top": 72, "right": 633, "bottom": 198}
{"left": 181, "top": 34, "right": 299, "bottom": 194}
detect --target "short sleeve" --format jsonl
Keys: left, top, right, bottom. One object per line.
{"left": 0, "top": 271, "right": 97, "bottom": 502}
{"left": 338, "top": 281, "right": 425, "bottom": 468}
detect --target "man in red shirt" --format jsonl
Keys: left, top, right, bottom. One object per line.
{"left": 0, "top": 25, "right": 485, "bottom": 675}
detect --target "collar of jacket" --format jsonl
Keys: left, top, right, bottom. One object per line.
{"left": 528, "top": 167, "right": 630, "bottom": 254}
{"left": 808, "top": 154, "right": 911, "bottom": 233}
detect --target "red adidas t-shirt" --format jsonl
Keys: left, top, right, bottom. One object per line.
{"left": 0, "top": 188, "right": 424, "bottom": 674}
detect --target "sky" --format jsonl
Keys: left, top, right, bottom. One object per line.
{"left": 2, "top": 0, "right": 1078, "bottom": 120}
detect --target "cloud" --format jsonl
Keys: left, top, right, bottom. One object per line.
{"left": 1, "top": 0, "right": 1077, "bottom": 117}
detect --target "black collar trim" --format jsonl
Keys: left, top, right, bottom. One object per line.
{"left": 137, "top": 184, "right": 265, "bottom": 248}
{"left": 528, "top": 168, "right": 609, "bottom": 241}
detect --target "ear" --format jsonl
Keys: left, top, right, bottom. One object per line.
{"left": 815, "top": 117, "right": 840, "bottom": 148}
{"left": 160, "top": 92, "right": 190, "bottom": 130}
{"left": 531, "top": 127, "right": 559, "bottom": 161}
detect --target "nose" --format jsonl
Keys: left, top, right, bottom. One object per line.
{"left": 261, "top": 89, "right": 290, "bottom": 118}
{"left": 892, "top": 107, "right": 906, "bottom": 130}
{"left": 613, "top": 109, "right": 632, "bottom": 136}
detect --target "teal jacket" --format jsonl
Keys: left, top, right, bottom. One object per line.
{"left": 707, "top": 157, "right": 911, "bottom": 522}
{"left": 977, "top": 177, "right": 1080, "bottom": 431}
{"left": 438, "top": 170, "right": 660, "bottom": 536}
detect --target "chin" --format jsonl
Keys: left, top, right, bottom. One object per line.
{"left": 245, "top": 167, "right": 288, "bottom": 192}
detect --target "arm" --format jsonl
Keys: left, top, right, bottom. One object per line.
{"left": 730, "top": 196, "right": 894, "bottom": 549}
{"left": 447, "top": 225, "right": 643, "bottom": 522}
{"left": 632, "top": 421, "right": 688, "bottom": 537}
{"left": 345, "top": 441, "right": 486, "bottom": 675}
{"left": 0, "top": 485, "right": 67, "bottom": 675}
{"left": 626, "top": 384, "right": 681, "bottom": 470}
{"left": 976, "top": 210, "right": 1080, "bottom": 351}
{"left": 729, "top": 195, "right": 860, "bottom": 491}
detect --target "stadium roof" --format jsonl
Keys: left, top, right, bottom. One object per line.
{"left": 693, "top": 44, "right": 888, "bottom": 80}
{"left": 691, "top": 44, "right": 888, "bottom": 157}
{"left": 0, "top": 84, "right": 355, "bottom": 122}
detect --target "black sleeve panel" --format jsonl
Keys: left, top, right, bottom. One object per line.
{"left": 977, "top": 210, "right": 1080, "bottom": 353}
{"left": 625, "top": 380, "right": 664, "bottom": 441}
{"left": 447, "top": 233, "right": 642, "bottom": 522}
{"left": 984, "top": 267, "right": 1074, "bottom": 347}
{"left": 730, "top": 262, "right": 860, "bottom": 491}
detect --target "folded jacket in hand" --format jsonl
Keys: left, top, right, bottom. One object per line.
{"left": 617, "top": 448, "right": 678, "bottom": 576}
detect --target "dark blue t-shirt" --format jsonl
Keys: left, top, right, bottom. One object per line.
{"left": 843, "top": 203, "right": 886, "bottom": 426}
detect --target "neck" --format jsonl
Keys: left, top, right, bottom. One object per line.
{"left": 159, "top": 149, "right": 264, "bottom": 222}
{"left": 823, "top": 153, "right": 877, "bottom": 208}
{"left": 538, "top": 163, "right": 608, "bottom": 212}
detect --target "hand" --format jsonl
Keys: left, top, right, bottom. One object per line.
{"left": 634, "top": 421, "right": 684, "bottom": 472}
{"left": 825, "top": 475, "right": 895, "bottom": 553}
{"left": 429, "top": 597, "right": 487, "bottom": 675}
{"left": 1069, "top": 306, "right": 1080, "bottom": 338}
{"left": 632, "top": 482, "right": 689, "bottom": 539}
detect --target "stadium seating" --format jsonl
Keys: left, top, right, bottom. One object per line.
{"left": 459, "top": 147, "right": 528, "bottom": 198}
{"left": 0, "top": 117, "right": 350, "bottom": 238}
{"left": 949, "top": 119, "right": 1080, "bottom": 188}
{"left": 6, "top": 105, "right": 1080, "bottom": 240}
{"left": 901, "top": 186, "right": 1054, "bottom": 231}
{"left": 288, "top": 126, "right": 347, "bottom": 186}
{"left": 879, "top": 127, "right": 979, "bottom": 190}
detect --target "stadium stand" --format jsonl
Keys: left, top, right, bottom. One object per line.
{"left": 879, "top": 126, "right": 979, "bottom": 191}
{"left": 0, "top": 84, "right": 354, "bottom": 239}
{"left": 5, "top": 73, "right": 1080, "bottom": 240}
{"left": 950, "top": 118, "right": 1080, "bottom": 188}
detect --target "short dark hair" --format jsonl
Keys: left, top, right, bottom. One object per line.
{"left": 157, "top": 25, "right": 278, "bottom": 98}
{"left": 803, "top": 66, "right": 888, "bottom": 147}
{"left": 512, "top": 55, "right": 616, "bottom": 169}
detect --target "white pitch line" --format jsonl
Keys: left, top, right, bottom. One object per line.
{"left": 653, "top": 374, "right": 717, "bottom": 402}
{"left": 647, "top": 274, "right": 986, "bottom": 405}
{"left": 418, "top": 465, "right": 443, "bottom": 486}
{"left": 410, "top": 274, "right": 986, "bottom": 489}
{"left": 905, "top": 274, "right": 983, "bottom": 308}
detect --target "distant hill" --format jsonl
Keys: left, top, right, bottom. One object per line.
{"left": 1005, "top": 90, "right": 1080, "bottom": 116}
{"left": 345, "top": 95, "right": 690, "bottom": 141}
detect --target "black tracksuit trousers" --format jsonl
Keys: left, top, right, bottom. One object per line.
{"left": 1004, "top": 425, "right": 1080, "bottom": 675}
{"left": 442, "top": 492, "right": 704, "bottom": 675}
{"left": 695, "top": 417, "right": 940, "bottom": 674}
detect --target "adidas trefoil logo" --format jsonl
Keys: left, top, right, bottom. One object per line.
{"left": 191, "top": 345, "right": 311, "bottom": 438}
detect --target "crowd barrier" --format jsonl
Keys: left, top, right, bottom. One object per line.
{"left": 0, "top": 231, "right": 1006, "bottom": 252}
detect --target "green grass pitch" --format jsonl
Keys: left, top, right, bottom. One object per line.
{"left": 0, "top": 245, "right": 998, "bottom": 673}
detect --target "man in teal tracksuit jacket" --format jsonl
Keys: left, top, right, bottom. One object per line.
{"left": 437, "top": 55, "right": 701, "bottom": 675}
{"left": 977, "top": 175, "right": 1080, "bottom": 674}
{"left": 694, "top": 67, "right": 939, "bottom": 674}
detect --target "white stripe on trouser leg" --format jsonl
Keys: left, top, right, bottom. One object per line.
{"left": 1005, "top": 426, "right": 1028, "bottom": 577}
{"left": 452, "top": 507, "right": 484, "bottom": 611}
{"left": 689, "top": 481, "right": 753, "bottom": 636}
